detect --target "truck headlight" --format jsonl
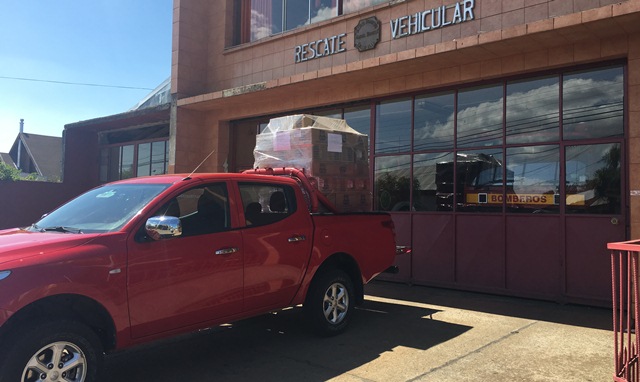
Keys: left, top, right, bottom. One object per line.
{"left": 0, "top": 271, "right": 11, "bottom": 280}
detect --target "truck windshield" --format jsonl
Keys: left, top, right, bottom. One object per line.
{"left": 30, "top": 183, "right": 170, "bottom": 233}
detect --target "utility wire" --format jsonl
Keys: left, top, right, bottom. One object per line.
{"left": 0, "top": 75, "right": 154, "bottom": 91}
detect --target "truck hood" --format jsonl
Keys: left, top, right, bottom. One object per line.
{"left": 0, "top": 228, "right": 100, "bottom": 266}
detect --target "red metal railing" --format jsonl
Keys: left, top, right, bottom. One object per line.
{"left": 609, "top": 240, "right": 640, "bottom": 382}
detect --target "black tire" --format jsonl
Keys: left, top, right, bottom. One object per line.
{"left": 0, "top": 320, "right": 103, "bottom": 382}
{"left": 304, "top": 269, "right": 354, "bottom": 336}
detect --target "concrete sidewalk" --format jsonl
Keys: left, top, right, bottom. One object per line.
{"left": 104, "top": 282, "right": 613, "bottom": 381}
{"left": 360, "top": 282, "right": 612, "bottom": 382}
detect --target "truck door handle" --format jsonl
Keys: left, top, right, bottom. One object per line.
{"left": 215, "top": 247, "right": 238, "bottom": 255}
{"left": 288, "top": 235, "right": 306, "bottom": 243}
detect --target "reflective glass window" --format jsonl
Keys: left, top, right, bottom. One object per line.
{"left": 250, "top": 0, "right": 283, "bottom": 41}
{"left": 121, "top": 145, "right": 135, "bottom": 180}
{"left": 414, "top": 152, "right": 454, "bottom": 211}
{"left": 563, "top": 66, "right": 624, "bottom": 140}
{"left": 137, "top": 143, "right": 151, "bottom": 177}
{"left": 151, "top": 141, "right": 167, "bottom": 176}
{"left": 565, "top": 143, "right": 621, "bottom": 214}
{"left": 344, "top": 105, "right": 371, "bottom": 146}
{"left": 505, "top": 146, "right": 559, "bottom": 213}
{"left": 314, "top": 109, "right": 341, "bottom": 119}
{"left": 506, "top": 76, "right": 559, "bottom": 144}
{"left": 241, "top": 0, "right": 384, "bottom": 44}
{"left": 457, "top": 84, "right": 503, "bottom": 148}
{"left": 455, "top": 149, "right": 503, "bottom": 212}
{"left": 99, "top": 148, "right": 109, "bottom": 182}
{"left": 375, "top": 155, "right": 411, "bottom": 211}
{"left": 343, "top": 0, "right": 387, "bottom": 14}
{"left": 311, "top": 0, "right": 337, "bottom": 23}
{"left": 414, "top": 92, "right": 454, "bottom": 151}
{"left": 285, "top": 0, "right": 309, "bottom": 30}
{"left": 375, "top": 98, "right": 411, "bottom": 154}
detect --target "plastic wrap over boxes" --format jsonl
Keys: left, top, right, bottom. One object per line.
{"left": 254, "top": 115, "right": 371, "bottom": 212}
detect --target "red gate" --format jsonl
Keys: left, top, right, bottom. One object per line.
{"left": 609, "top": 240, "right": 640, "bottom": 382}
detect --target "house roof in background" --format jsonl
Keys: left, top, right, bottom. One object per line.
{"left": 0, "top": 152, "right": 15, "bottom": 167}
{"left": 8, "top": 133, "right": 63, "bottom": 180}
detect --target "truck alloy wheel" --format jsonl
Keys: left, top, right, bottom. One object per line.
{"left": 305, "top": 269, "right": 354, "bottom": 336}
{"left": 0, "top": 320, "right": 103, "bottom": 382}
{"left": 323, "top": 281, "right": 350, "bottom": 325}
{"left": 23, "top": 341, "right": 87, "bottom": 381}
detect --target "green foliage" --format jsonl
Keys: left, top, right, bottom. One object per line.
{"left": 0, "top": 162, "right": 20, "bottom": 181}
{"left": 24, "top": 173, "right": 40, "bottom": 181}
{"left": 0, "top": 163, "right": 49, "bottom": 182}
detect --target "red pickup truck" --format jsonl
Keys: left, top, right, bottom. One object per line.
{"left": 0, "top": 168, "right": 398, "bottom": 382}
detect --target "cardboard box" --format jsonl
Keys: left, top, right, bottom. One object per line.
{"left": 253, "top": 115, "right": 371, "bottom": 212}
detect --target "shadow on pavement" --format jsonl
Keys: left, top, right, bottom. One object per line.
{"left": 103, "top": 297, "right": 470, "bottom": 381}
{"left": 365, "top": 281, "right": 612, "bottom": 331}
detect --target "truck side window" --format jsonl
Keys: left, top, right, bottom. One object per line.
{"left": 239, "top": 183, "right": 296, "bottom": 226}
{"left": 156, "top": 183, "right": 230, "bottom": 236}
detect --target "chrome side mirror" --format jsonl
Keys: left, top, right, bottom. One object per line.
{"left": 145, "top": 216, "right": 182, "bottom": 240}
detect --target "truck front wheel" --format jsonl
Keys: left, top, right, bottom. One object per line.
{"left": 305, "top": 269, "right": 354, "bottom": 336}
{"left": 0, "top": 320, "right": 103, "bottom": 382}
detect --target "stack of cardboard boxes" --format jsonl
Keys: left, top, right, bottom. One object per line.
{"left": 253, "top": 115, "right": 371, "bottom": 212}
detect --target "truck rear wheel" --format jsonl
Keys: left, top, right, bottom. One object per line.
{"left": 305, "top": 269, "right": 354, "bottom": 336}
{"left": 0, "top": 320, "right": 103, "bottom": 382}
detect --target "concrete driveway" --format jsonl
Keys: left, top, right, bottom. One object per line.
{"left": 103, "top": 282, "right": 613, "bottom": 381}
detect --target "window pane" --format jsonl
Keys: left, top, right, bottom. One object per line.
{"left": 457, "top": 84, "right": 503, "bottom": 148}
{"left": 99, "top": 148, "right": 109, "bottom": 183}
{"left": 563, "top": 66, "right": 624, "bottom": 140}
{"left": 251, "top": 0, "right": 283, "bottom": 41}
{"left": 314, "top": 109, "right": 341, "bottom": 119}
{"left": 455, "top": 149, "right": 503, "bottom": 212}
{"left": 414, "top": 92, "right": 454, "bottom": 151}
{"left": 506, "top": 76, "right": 559, "bottom": 144}
{"left": 311, "top": 0, "right": 336, "bottom": 23}
{"left": 120, "top": 145, "right": 134, "bottom": 179}
{"left": 285, "top": 0, "right": 309, "bottom": 30}
{"left": 343, "top": 0, "right": 387, "bottom": 14}
{"left": 375, "top": 98, "right": 411, "bottom": 154}
{"left": 137, "top": 143, "right": 151, "bottom": 177}
{"left": 344, "top": 105, "right": 371, "bottom": 145}
{"left": 175, "top": 183, "right": 231, "bottom": 235}
{"left": 375, "top": 155, "right": 411, "bottom": 211}
{"left": 414, "top": 152, "right": 454, "bottom": 211}
{"left": 238, "top": 183, "right": 296, "bottom": 226}
{"left": 506, "top": 146, "right": 559, "bottom": 213}
{"left": 108, "top": 147, "right": 120, "bottom": 181}
{"left": 565, "top": 143, "right": 621, "bottom": 214}
{"left": 151, "top": 141, "right": 166, "bottom": 176}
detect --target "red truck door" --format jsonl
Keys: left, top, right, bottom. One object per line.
{"left": 237, "top": 181, "right": 313, "bottom": 312}
{"left": 127, "top": 182, "right": 244, "bottom": 338}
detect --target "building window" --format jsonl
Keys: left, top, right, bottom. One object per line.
{"left": 236, "top": 0, "right": 384, "bottom": 44}
{"left": 137, "top": 141, "right": 169, "bottom": 177}
{"left": 562, "top": 66, "right": 624, "bottom": 140}
{"left": 248, "top": 64, "right": 623, "bottom": 215}
{"left": 457, "top": 84, "right": 503, "bottom": 148}
{"left": 100, "top": 140, "right": 168, "bottom": 183}
{"left": 375, "top": 98, "right": 412, "bottom": 154}
{"left": 506, "top": 76, "right": 559, "bottom": 144}
{"left": 98, "top": 125, "right": 169, "bottom": 183}
{"left": 371, "top": 63, "right": 624, "bottom": 214}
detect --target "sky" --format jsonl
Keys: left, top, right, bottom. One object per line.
{"left": 0, "top": 0, "right": 173, "bottom": 153}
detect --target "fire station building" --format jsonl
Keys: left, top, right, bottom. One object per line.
{"left": 160, "top": 0, "right": 640, "bottom": 306}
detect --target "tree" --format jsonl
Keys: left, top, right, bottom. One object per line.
{"left": 0, "top": 162, "right": 20, "bottom": 181}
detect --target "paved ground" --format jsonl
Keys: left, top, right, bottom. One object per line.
{"left": 103, "top": 281, "right": 613, "bottom": 381}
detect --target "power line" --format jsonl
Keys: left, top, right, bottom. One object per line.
{"left": 0, "top": 75, "right": 154, "bottom": 91}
